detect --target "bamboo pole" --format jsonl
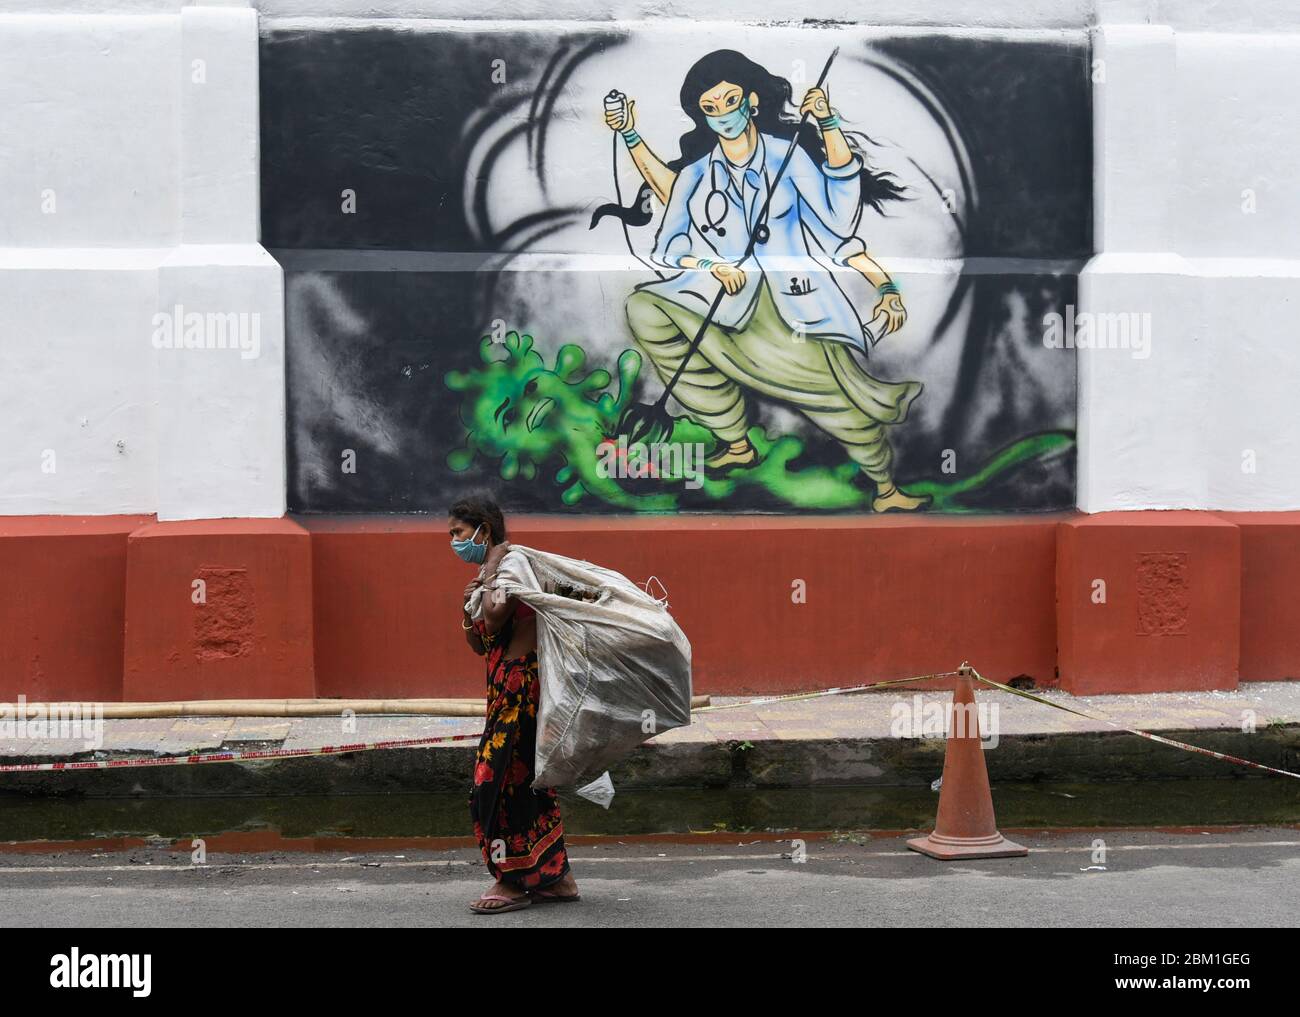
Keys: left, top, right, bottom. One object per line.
{"left": 0, "top": 695, "right": 712, "bottom": 720}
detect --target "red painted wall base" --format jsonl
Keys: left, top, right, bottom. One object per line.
{"left": 302, "top": 514, "right": 1062, "bottom": 699}
{"left": 122, "top": 518, "right": 315, "bottom": 701}
{"left": 0, "top": 515, "right": 151, "bottom": 703}
{"left": 0, "top": 511, "right": 1295, "bottom": 702}
{"left": 1221, "top": 513, "right": 1300, "bottom": 682}
{"left": 1057, "top": 512, "right": 1240, "bottom": 694}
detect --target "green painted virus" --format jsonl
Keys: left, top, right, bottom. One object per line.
{"left": 445, "top": 331, "right": 675, "bottom": 508}
{"left": 445, "top": 329, "right": 1074, "bottom": 511}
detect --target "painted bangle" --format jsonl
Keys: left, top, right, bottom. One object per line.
{"left": 877, "top": 280, "right": 900, "bottom": 296}
{"left": 621, "top": 128, "right": 642, "bottom": 147}
{"left": 817, "top": 112, "right": 841, "bottom": 131}
{"left": 696, "top": 258, "right": 714, "bottom": 270}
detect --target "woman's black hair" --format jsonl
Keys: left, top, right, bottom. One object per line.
{"left": 671, "top": 49, "right": 907, "bottom": 214}
{"left": 449, "top": 493, "right": 507, "bottom": 544}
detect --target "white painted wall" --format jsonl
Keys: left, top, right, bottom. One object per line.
{"left": 3, "top": 0, "right": 1298, "bottom": 516}
{"left": 0, "top": 2, "right": 285, "bottom": 520}
{"left": 24, "top": 0, "right": 1300, "bottom": 32}
{"left": 1079, "top": 11, "right": 1300, "bottom": 511}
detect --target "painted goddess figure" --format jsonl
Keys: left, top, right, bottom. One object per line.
{"left": 606, "top": 49, "right": 929, "bottom": 512}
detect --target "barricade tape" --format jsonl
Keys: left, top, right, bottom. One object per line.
{"left": 969, "top": 667, "right": 1300, "bottom": 781}
{"left": 688, "top": 671, "right": 962, "bottom": 714}
{"left": 2, "top": 665, "right": 1295, "bottom": 780}
{"left": 0, "top": 672, "right": 956, "bottom": 772}
{"left": 0, "top": 731, "right": 484, "bottom": 774}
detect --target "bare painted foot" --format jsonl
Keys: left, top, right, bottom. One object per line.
{"left": 872, "top": 484, "right": 931, "bottom": 513}
{"left": 469, "top": 880, "right": 529, "bottom": 911}
{"left": 706, "top": 438, "right": 758, "bottom": 470}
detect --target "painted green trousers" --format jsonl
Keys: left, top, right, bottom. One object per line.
{"left": 625, "top": 280, "right": 922, "bottom": 483}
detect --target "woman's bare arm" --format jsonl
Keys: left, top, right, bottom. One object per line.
{"left": 847, "top": 251, "right": 907, "bottom": 336}
{"left": 479, "top": 543, "right": 517, "bottom": 636}
{"left": 801, "top": 86, "right": 852, "bottom": 169}
{"left": 462, "top": 578, "right": 486, "bottom": 655}
{"left": 481, "top": 589, "right": 517, "bottom": 636}
{"left": 847, "top": 250, "right": 890, "bottom": 289}
{"left": 604, "top": 96, "right": 677, "bottom": 205}
{"left": 628, "top": 140, "right": 677, "bottom": 206}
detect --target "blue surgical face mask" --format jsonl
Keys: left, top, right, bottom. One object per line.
{"left": 451, "top": 523, "right": 487, "bottom": 564}
{"left": 705, "top": 95, "right": 752, "bottom": 140}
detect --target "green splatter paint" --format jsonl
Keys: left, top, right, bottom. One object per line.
{"left": 905, "top": 431, "right": 1075, "bottom": 512}
{"left": 446, "top": 330, "right": 1073, "bottom": 512}
{"left": 445, "top": 330, "right": 671, "bottom": 509}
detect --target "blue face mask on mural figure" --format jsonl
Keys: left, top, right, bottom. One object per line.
{"left": 704, "top": 94, "right": 753, "bottom": 140}
{"left": 451, "top": 523, "right": 488, "bottom": 564}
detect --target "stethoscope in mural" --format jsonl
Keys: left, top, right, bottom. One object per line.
{"left": 696, "top": 141, "right": 773, "bottom": 240}
{"left": 699, "top": 159, "right": 741, "bottom": 237}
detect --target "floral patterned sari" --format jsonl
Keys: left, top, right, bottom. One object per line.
{"left": 469, "top": 603, "right": 570, "bottom": 890}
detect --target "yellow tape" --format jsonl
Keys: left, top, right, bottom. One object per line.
{"left": 970, "top": 667, "right": 1300, "bottom": 781}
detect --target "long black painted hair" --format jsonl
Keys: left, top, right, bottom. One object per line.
{"left": 671, "top": 49, "right": 907, "bottom": 214}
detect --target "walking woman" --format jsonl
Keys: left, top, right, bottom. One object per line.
{"left": 450, "top": 494, "right": 580, "bottom": 914}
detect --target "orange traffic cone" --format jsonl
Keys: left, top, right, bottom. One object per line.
{"left": 906, "top": 664, "right": 1028, "bottom": 860}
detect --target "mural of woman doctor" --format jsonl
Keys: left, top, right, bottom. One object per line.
{"left": 610, "top": 49, "right": 929, "bottom": 512}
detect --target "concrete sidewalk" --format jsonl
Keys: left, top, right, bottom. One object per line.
{"left": 1, "top": 683, "right": 1297, "bottom": 796}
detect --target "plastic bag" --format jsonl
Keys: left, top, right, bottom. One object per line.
{"left": 467, "top": 545, "right": 692, "bottom": 788}
{"left": 575, "top": 771, "right": 617, "bottom": 810}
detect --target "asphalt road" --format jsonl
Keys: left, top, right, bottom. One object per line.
{"left": 1, "top": 826, "right": 1297, "bottom": 927}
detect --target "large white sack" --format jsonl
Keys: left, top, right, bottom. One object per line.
{"left": 467, "top": 545, "right": 692, "bottom": 788}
